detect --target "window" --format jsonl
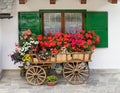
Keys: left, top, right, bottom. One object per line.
{"left": 44, "top": 13, "right": 61, "bottom": 35}
{"left": 19, "top": 10, "right": 108, "bottom": 47}
{"left": 65, "top": 13, "right": 82, "bottom": 33}
{"left": 42, "top": 12, "right": 83, "bottom": 35}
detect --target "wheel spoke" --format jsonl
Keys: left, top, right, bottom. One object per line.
{"left": 76, "top": 75, "right": 81, "bottom": 81}
{"left": 36, "top": 78, "right": 39, "bottom": 84}
{"left": 80, "top": 72, "right": 88, "bottom": 77}
{"left": 63, "top": 62, "right": 89, "bottom": 85}
{"left": 78, "top": 63, "right": 86, "bottom": 69}
{"left": 69, "top": 74, "right": 74, "bottom": 81}
{"left": 28, "top": 70, "right": 34, "bottom": 74}
{"left": 38, "top": 76, "right": 43, "bottom": 81}
{"left": 38, "top": 75, "right": 46, "bottom": 79}
{"left": 65, "top": 73, "right": 73, "bottom": 78}
{"left": 32, "top": 67, "right": 36, "bottom": 73}
{"left": 27, "top": 75, "right": 33, "bottom": 79}
{"left": 64, "top": 71, "right": 73, "bottom": 74}
{"left": 67, "top": 63, "right": 74, "bottom": 69}
{"left": 72, "top": 62, "right": 75, "bottom": 67}
{"left": 81, "top": 69, "right": 89, "bottom": 72}
{"left": 39, "top": 72, "right": 45, "bottom": 75}
{"left": 79, "top": 73, "right": 85, "bottom": 80}
{"left": 33, "top": 78, "right": 36, "bottom": 85}
{"left": 64, "top": 67, "right": 72, "bottom": 70}
{"left": 27, "top": 72, "right": 33, "bottom": 75}
{"left": 26, "top": 66, "right": 46, "bottom": 85}
{"left": 29, "top": 77, "right": 34, "bottom": 83}
{"left": 74, "top": 75, "right": 77, "bottom": 81}
{"left": 35, "top": 67, "right": 38, "bottom": 73}
{"left": 37, "top": 69, "right": 42, "bottom": 74}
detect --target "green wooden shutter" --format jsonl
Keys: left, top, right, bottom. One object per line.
{"left": 18, "top": 11, "right": 41, "bottom": 35}
{"left": 85, "top": 12, "right": 108, "bottom": 47}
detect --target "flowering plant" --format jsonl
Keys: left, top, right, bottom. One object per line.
{"left": 10, "top": 30, "right": 38, "bottom": 64}
{"left": 10, "top": 29, "right": 100, "bottom": 63}
{"left": 22, "top": 54, "right": 31, "bottom": 62}
{"left": 37, "top": 30, "right": 100, "bottom": 55}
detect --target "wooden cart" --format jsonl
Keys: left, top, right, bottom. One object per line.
{"left": 25, "top": 51, "right": 92, "bottom": 85}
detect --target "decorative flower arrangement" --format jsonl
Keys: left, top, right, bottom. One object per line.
{"left": 10, "top": 29, "right": 100, "bottom": 63}
{"left": 37, "top": 30, "right": 100, "bottom": 58}
{"left": 10, "top": 30, "right": 38, "bottom": 64}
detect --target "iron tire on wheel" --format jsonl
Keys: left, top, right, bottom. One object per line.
{"left": 26, "top": 66, "right": 46, "bottom": 86}
{"left": 63, "top": 62, "right": 90, "bottom": 85}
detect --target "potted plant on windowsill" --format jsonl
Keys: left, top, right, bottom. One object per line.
{"left": 46, "top": 75, "right": 58, "bottom": 86}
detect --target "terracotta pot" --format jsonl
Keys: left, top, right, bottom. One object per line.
{"left": 47, "top": 81, "right": 57, "bottom": 86}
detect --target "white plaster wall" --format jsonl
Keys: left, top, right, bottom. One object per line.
{"left": 1, "top": 0, "right": 120, "bottom": 69}
{"left": 0, "top": 19, "right": 2, "bottom": 73}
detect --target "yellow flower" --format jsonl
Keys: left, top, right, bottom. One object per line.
{"left": 22, "top": 54, "right": 31, "bottom": 62}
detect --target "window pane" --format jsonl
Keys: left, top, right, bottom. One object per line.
{"left": 65, "top": 13, "right": 82, "bottom": 33}
{"left": 44, "top": 13, "right": 61, "bottom": 35}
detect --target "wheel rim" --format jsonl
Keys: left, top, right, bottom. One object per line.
{"left": 26, "top": 66, "right": 46, "bottom": 85}
{"left": 63, "top": 62, "right": 89, "bottom": 85}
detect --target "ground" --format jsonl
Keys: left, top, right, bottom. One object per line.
{"left": 0, "top": 70, "right": 120, "bottom": 93}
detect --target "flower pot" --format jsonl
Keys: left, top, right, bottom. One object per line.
{"left": 47, "top": 81, "right": 57, "bottom": 86}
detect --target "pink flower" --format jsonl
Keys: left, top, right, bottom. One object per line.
{"left": 23, "top": 35, "right": 27, "bottom": 39}
{"left": 24, "top": 29, "right": 31, "bottom": 35}
{"left": 20, "top": 37, "right": 23, "bottom": 40}
{"left": 15, "top": 43, "right": 20, "bottom": 48}
{"left": 15, "top": 48, "right": 19, "bottom": 53}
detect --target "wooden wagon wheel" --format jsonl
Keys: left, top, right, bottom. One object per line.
{"left": 63, "top": 62, "right": 89, "bottom": 85}
{"left": 26, "top": 66, "right": 46, "bottom": 86}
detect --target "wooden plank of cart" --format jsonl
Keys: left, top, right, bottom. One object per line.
{"left": 26, "top": 50, "right": 93, "bottom": 86}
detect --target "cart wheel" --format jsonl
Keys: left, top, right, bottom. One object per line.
{"left": 26, "top": 66, "right": 46, "bottom": 85}
{"left": 63, "top": 62, "right": 89, "bottom": 85}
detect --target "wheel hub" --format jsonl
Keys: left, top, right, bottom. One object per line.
{"left": 73, "top": 68, "right": 80, "bottom": 74}
{"left": 34, "top": 75, "right": 38, "bottom": 78}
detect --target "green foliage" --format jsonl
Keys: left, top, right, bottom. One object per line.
{"left": 46, "top": 75, "right": 58, "bottom": 82}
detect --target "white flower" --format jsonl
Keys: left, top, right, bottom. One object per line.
{"left": 20, "top": 53, "right": 24, "bottom": 55}
{"left": 26, "top": 42, "right": 29, "bottom": 45}
{"left": 30, "top": 41, "right": 34, "bottom": 43}
{"left": 25, "top": 47, "right": 28, "bottom": 51}
{"left": 20, "top": 48, "right": 24, "bottom": 52}
{"left": 35, "top": 41, "right": 39, "bottom": 44}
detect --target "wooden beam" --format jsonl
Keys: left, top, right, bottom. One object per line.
{"left": 19, "top": 0, "right": 27, "bottom": 4}
{"left": 50, "top": 0, "right": 56, "bottom": 4}
{"left": 108, "top": 0, "right": 117, "bottom": 4}
{"left": 81, "top": 0, "right": 87, "bottom": 4}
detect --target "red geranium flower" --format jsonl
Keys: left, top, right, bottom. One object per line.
{"left": 95, "top": 36, "right": 100, "bottom": 44}
{"left": 85, "top": 33, "right": 92, "bottom": 39}
{"left": 87, "top": 39, "right": 92, "bottom": 45}
{"left": 53, "top": 48, "right": 58, "bottom": 54}
{"left": 91, "top": 45, "right": 96, "bottom": 50}
{"left": 37, "top": 35, "right": 42, "bottom": 41}
{"left": 57, "top": 42, "right": 62, "bottom": 46}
